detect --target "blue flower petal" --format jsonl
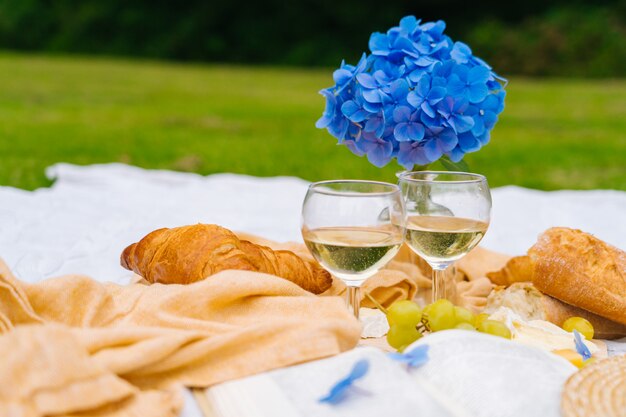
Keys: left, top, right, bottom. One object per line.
{"left": 319, "top": 359, "right": 370, "bottom": 404}
{"left": 423, "top": 138, "right": 443, "bottom": 162}
{"left": 362, "top": 88, "right": 382, "bottom": 103}
{"left": 373, "top": 69, "right": 389, "bottom": 85}
{"left": 388, "top": 345, "right": 429, "bottom": 368}
{"left": 482, "top": 111, "right": 497, "bottom": 130}
{"left": 316, "top": 114, "right": 333, "bottom": 129}
{"left": 478, "top": 131, "right": 490, "bottom": 146}
{"left": 421, "top": 102, "right": 437, "bottom": 118}
{"left": 344, "top": 139, "right": 366, "bottom": 156}
{"left": 407, "top": 69, "right": 426, "bottom": 84}
{"left": 357, "top": 73, "right": 378, "bottom": 89}
{"left": 341, "top": 100, "right": 359, "bottom": 117}
{"left": 346, "top": 123, "right": 362, "bottom": 141}
{"left": 480, "top": 94, "right": 500, "bottom": 112}
{"left": 420, "top": 110, "right": 439, "bottom": 128}
{"left": 407, "top": 91, "right": 423, "bottom": 109}
{"left": 394, "top": 123, "right": 412, "bottom": 142}
{"left": 353, "top": 109, "right": 371, "bottom": 123}
{"left": 450, "top": 41, "right": 472, "bottom": 64}
{"left": 362, "top": 100, "right": 382, "bottom": 113}
{"left": 315, "top": 90, "right": 337, "bottom": 128}
{"left": 448, "top": 146, "right": 465, "bottom": 162}
{"left": 389, "top": 79, "right": 409, "bottom": 100}
{"left": 364, "top": 114, "right": 385, "bottom": 137}
{"left": 447, "top": 75, "right": 465, "bottom": 97}
{"left": 438, "top": 128, "right": 458, "bottom": 151}
{"left": 468, "top": 65, "right": 490, "bottom": 84}
{"left": 454, "top": 115, "right": 475, "bottom": 133}
{"left": 468, "top": 83, "right": 489, "bottom": 103}
{"left": 427, "top": 86, "right": 446, "bottom": 103}
{"left": 458, "top": 132, "right": 481, "bottom": 152}
{"left": 328, "top": 117, "right": 350, "bottom": 141}
{"left": 573, "top": 330, "right": 592, "bottom": 361}
{"left": 408, "top": 123, "right": 425, "bottom": 140}
{"left": 393, "top": 106, "right": 412, "bottom": 123}
{"left": 470, "top": 116, "right": 485, "bottom": 137}
{"left": 398, "top": 142, "right": 431, "bottom": 168}
{"left": 333, "top": 69, "right": 353, "bottom": 86}
{"left": 399, "top": 15, "right": 419, "bottom": 36}
{"left": 367, "top": 140, "right": 394, "bottom": 167}
{"left": 416, "top": 74, "right": 431, "bottom": 97}
{"left": 369, "top": 33, "right": 389, "bottom": 56}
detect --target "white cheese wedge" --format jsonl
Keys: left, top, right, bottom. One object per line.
{"left": 488, "top": 307, "right": 598, "bottom": 355}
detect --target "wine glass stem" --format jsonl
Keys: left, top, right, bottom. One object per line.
{"left": 432, "top": 267, "right": 447, "bottom": 303}
{"left": 347, "top": 286, "right": 361, "bottom": 319}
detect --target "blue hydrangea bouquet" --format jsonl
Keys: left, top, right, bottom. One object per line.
{"left": 316, "top": 16, "right": 506, "bottom": 169}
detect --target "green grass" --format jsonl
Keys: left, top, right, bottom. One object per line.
{"left": 0, "top": 52, "right": 624, "bottom": 190}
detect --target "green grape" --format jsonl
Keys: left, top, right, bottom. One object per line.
{"left": 424, "top": 299, "right": 456, "bottom": 332}
{"left": 454, "top": 306, "right": 476, "bottom": 326}
{"left": 386, "top": 324, "right": 423, "bottom": 349}
{"left": 454, "top": 322, "right": 476, "bottom": 331}
{"left": 477, "top": 320, "right": 512, "bottom": 339}
{"left": 386, "top": 300, "right": 422, "bottom": 327}
{"left": 474, "top": 313, "right": 490, "bottom": 329}
{"left": 562, "top": 317, "right": 595, "bottom": 340}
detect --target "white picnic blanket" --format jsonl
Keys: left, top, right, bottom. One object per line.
{"left": 0, "top": 163, "right": 625, "bottom": 417}
{"left": 0, "top": 163, "right": 624, "bottom": 285}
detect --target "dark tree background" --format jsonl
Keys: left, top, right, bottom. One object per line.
{"left": 0, "top": 0, "right": 624, "bottom": 76}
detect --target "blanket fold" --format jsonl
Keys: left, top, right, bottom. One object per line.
{"left": 0, "top": 260, "right": 360, "bottom": 416}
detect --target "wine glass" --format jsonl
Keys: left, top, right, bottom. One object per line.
{"left": 397, "top": 171, "right": 491, "bottom": 303}
{"left": 301, "top": 180, "right": 405, "bottom": 319}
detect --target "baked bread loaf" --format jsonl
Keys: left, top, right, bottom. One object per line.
{"left": 529, "top": 227, "right": 626, "bottom": 325}
{"left": 121, "top": 224, "right": 332, "bottom": 294}
{"left": 485, "top": 283, "right": 626, "bottom": 339}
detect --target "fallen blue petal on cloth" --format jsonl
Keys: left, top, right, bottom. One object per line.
{"left": 319, "top": 359, "right": 370, "bottom": 404}
{"left": 573, "top": 330, "right": 592, "bottom": 360}
{"left": 388, "top": 345, "right": 430, "bottom": 368}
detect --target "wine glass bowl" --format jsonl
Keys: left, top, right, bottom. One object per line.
{"left": 398, "top": 171, "right": 491, "bottom": 302}
{"left": 301, "top": 180, "right": 405, "bottom": 318}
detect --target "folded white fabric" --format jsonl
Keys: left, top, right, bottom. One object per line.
{"left": 202, "top": 330, "right": 576, "bottom": 417}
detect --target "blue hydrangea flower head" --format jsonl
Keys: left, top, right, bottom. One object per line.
{"left": 317, "top": 16, "right": 506, "bottom": 169}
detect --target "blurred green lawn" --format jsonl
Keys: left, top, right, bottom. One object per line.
{"left": 1, "top": 52, "right": 624, "bottom": 190}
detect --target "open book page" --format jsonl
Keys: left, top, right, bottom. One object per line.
{"left": 202, "top": 347, "right": 455, "bottom": 417}
{"left": 200, "top": 331, "right": 577, "bottom": 417}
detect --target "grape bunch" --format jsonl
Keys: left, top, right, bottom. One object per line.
{"left": 385, "top": 299, "right": 511, "bottom": 350}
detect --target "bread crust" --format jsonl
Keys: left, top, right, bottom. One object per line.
{"left": 529, "top": 227, "right": 626, "bottom": 325}
{"left": 120, "top": 224, "right": 332, "bottom": 294}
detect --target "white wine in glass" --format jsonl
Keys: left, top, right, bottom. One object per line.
{"left": 404, "top": 216, "right": 488, "bottom": 264}
{"left": 301, "top": 180, "right": 405, "bottom": 318}
{"left": 303, "top": 226, "right": 403, "bottom": 285}
{"left": 398, "top": 172, "right": 491, "bottom": 302}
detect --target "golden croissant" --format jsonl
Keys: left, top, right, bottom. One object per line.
{"left": 120, "top": 224, "right": 332, "bottom": 294}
